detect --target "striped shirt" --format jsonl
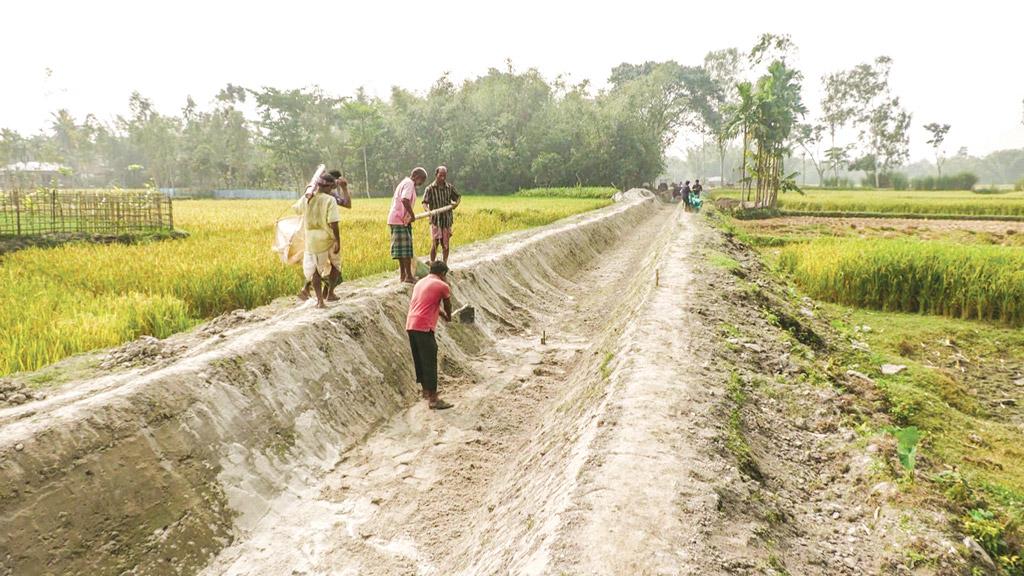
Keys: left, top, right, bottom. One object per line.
{"left": 423, "top": 181, "right": 460, "bottom": 229}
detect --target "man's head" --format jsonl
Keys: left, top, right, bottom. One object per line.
{"left": 411, "top": 167, "right": 428, "bottom": 186}
{"left": 435, "top": 165, "right": 448, "bottom": 185}
{"left": 684, "top": 180, "right": 690, "bottom": 185}
{"left": 429, "top": 260, "right": 449, "bottom": 279}
{"left": 695, "top": 179, "right": 701, "bottom": 184}
{"left": 316, "top": 173, "right": 336, "bottom": 192}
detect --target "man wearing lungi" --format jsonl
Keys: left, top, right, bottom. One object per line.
{"left": 421, "top": 165, "right": 461, "bottom": 264}
{"left": 388, "top": 167, "right": 428, "bottom": 284}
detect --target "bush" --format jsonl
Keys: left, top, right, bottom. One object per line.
{"left": 822, "top": 176, "right": 854, "bottom": 188}
{"left": 1016, "top": 178, "right": 1024, "bottom": 192}
{"left": 890, "top": 173, "right": 909, "bottom": 190}
{"left": 910, "top": 172, "right": 979, "bottom": 191}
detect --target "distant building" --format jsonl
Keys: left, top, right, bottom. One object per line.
{"left": 1, "top": 161, "right": 71, "bottom": 188}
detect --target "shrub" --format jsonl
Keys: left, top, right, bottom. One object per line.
{"left": 910, "top": 172, "right": 980, "bottom": 191}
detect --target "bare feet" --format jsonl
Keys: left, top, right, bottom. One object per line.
{"left": 315, "top": 301, "right": 327, "bottom": 309}
{"left": 327, "top": 293, "right": 340, "bottom": 302}
{"left": 298, "top": 286, "right": 311, "bottom": 301}
{"left": 429, "top": 399, "right": 453, "bottom": 410}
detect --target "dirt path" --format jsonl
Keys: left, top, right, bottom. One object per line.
{"left": 202, "top": 204, "right": 740, "bottom": 575}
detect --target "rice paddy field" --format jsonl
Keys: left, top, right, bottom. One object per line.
{"left": 0, "top": 195, "right": 610, "bottom": 377}
{"left": 514, "top": 186, "right": 618, "bottom": 199}
{"left": 777, "top": 239, "right": 1024, "bottom": 325}
{"left": 713, "top": 188, "right": 1024, "bottom": 217}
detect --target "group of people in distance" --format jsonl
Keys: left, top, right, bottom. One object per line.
{"left": 292, "top": 165, "right": 459, "bottom": 410}
{"left": 671, "top": 179, "right": 704, "bottom": 212}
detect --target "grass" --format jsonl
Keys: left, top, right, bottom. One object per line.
{"left": 713, "top": 188, "right": 1024, "bottom": 217}
{"left": 515, "top": 186, "right": 619, "bottom": 199}
{"left": 778, "top": 238, "right": 1024, "bottom": 326}
{"left": 826, "top": 306, "right": 1024, "bottom": 572}
{"left": 726, "top": 204, "right": 1024, "bottom": 570}
{"left": 0, "top": 196, "right": 610, "bottom": 378}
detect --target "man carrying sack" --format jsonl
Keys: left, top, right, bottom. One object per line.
{"left": 291, "top": 172, "right": 341, "bottom": 309}
{"left": 298, "top": 170, "right": 351, "bottom": 301}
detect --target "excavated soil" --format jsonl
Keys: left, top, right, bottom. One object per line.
{"left": 0, "top": 194, "right": 964, "bottom": 575}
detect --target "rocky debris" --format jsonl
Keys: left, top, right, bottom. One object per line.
{"left": 880, "top": 364, "right": 907, "bottom": 376}
{"left": 100, "top": 335, "right": 185, "bottom": 370}
{"left": 0, "top": 378, "right": 45, "bottom": 408}
{"left": 199, "top": 309, "right": 254, "bottom": 336}
{"left": 1014, "top": 377, "right": 1024, "bottom": 387}
{"left": 963, "top": 536, "right": 998, "bottom": 572}
{"left": 851, "top": 340, "right": 870, "bottom": 352}
{"left": 846, "top": 370, "right": 875, "bottom": 384}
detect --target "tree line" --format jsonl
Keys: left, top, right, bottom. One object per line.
{"left": 3, "top": 36, "right": 1021, "bottom": 204}
{"left": 0, "top": 63, "right": 716, "bottom": 194}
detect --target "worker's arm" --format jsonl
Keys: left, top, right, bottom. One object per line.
{"left": 337, "top": 178, "right": 352, "bottom": 210}
{"left": 440, "top": 296, "right": 452, "bottom": 322}
{"left": 451, "top": 186, "right": 461, "bottom": 209}
{"left": 330, "top": 221, "right": 340, "bottom": 254}
{"left": 402, "top": 197, "right": 416, "bottom": 223}
{"left": 422, "top": 186, "right": 431, "bottom": 211}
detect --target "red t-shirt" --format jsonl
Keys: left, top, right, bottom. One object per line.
{"left": 406, "top": 275, "right": 451, "bottom": 332}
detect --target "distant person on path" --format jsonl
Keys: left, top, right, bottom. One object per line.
{"left": 299, "top": 170, "right": 351, "bottom": 302}
{"left": 422, "top": 166, "right": 461, "bottom": 264}
{"left": 293, "top": 172, "right": 341, "bottom": 309}
{"left": 406, "top": 260, "right": 454, "bottom": 410}
{"left": 682, "top": 180, "right": 692, "bottom": 211}
{"left": 690, "top": 179, "right": 704, "bottom": 212}
{"left": 388, "top": 167, "right": 428, "bottom": 284}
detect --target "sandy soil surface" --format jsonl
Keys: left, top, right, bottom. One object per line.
{"left": 199, "top": 206, "right": 942, "bottom": 576}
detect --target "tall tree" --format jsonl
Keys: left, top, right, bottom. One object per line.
{"left": 820, "top": 56, "right": 892, "bottom": 185}
{"left": 703, "top": 48, "right": 743, "bottom": 184}
{"left": 860, "top": 97, "right": 912, "bottom": 187}
{"left": 923, "top": 122, "right": 951, "bottom": 178}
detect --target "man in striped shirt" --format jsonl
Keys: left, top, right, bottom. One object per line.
{"left": 422, "top": 166, "right": 461, "bottom": 264}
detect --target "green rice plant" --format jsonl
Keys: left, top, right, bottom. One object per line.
{"left": 778, "top": 238, "right": 1024, "bottom": 326}
{"left": 890, "top": 426, "right": 921, "bottom": 472}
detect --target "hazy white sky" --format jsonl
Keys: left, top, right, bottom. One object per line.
{"left": 2, "top": 0, "right": 1022, "bottom": 161}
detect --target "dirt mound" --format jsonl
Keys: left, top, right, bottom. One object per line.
{"left": 0, "top": 379, "right": 45, "bottom": 409}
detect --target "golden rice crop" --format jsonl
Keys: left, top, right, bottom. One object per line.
{"left": 0, "top": 196, "right": 609, "bottom": 377}
{"left": 778, "top": 238, "right": 1024, "bottom": 325}
{"left": 515, "top": 187, "right": 619, "bottom": 199}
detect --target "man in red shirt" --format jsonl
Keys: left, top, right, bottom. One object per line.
{"left": 406, "top": 260, "right": 454, "bottom": 410}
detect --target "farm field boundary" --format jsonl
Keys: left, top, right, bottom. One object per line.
{"left": 774, "top": 209, "right": 1024, "bottom": 222}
